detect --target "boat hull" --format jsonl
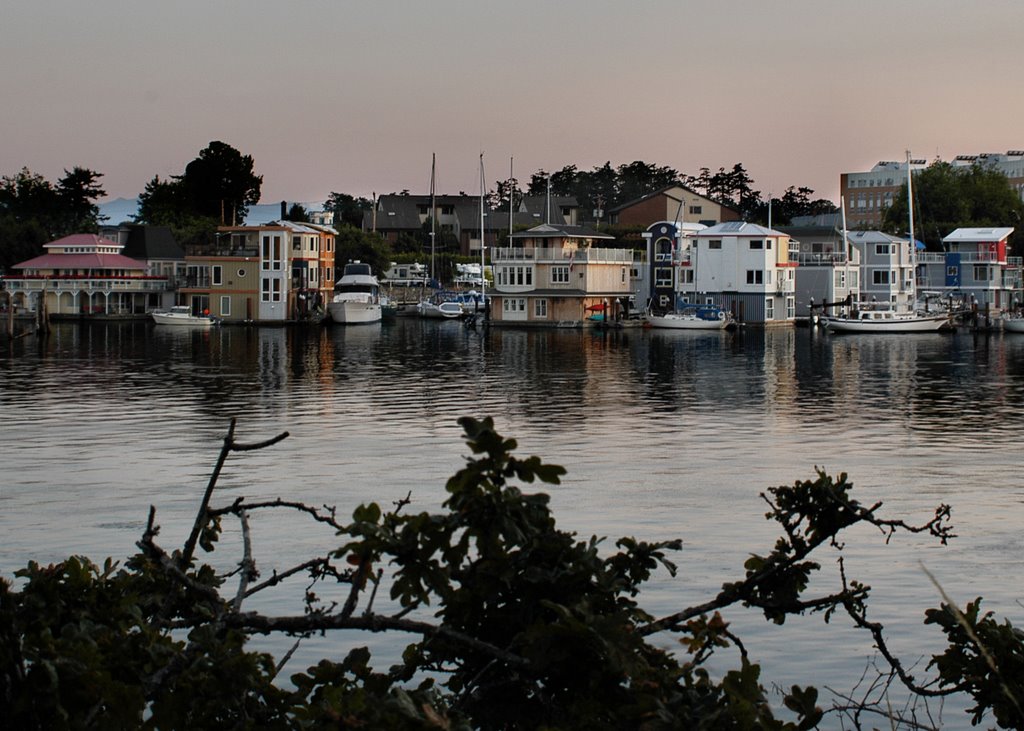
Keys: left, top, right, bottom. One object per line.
{"left": 328, "top": 300, "right": 382, "bottom": 324}
{"left": 646, "top": 314, "right": 728, "bottom": 330}
{"left": 151, "top": 310, "right": 216, "bottom": 327}
{"left": 416, "top": 301, "right": 463, "bottom": 319}
{"left": 1003, "top": 317, "right": 1024, "bottom": 333}
{"left": 822, "top": 314, "right": 949, "bottom": 333}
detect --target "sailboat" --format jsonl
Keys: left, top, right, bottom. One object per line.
{"left": 415, "top": 154, "right": 464, "bottom": 320}
{"left": 821, "top": 151, "right": 951, "bottom": 333}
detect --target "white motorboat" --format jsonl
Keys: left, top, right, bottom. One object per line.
{"left": 151, "top": 305, "right": 217, "bottom": 327}
{"left": 416, "top": 300, "right": 463, "bottom": 319}
{"left": 821, "top": 308, "right": 950, "bottom": 333}
{"left": 646, "top": 304, "right": 731, "bottom": 330}
{"left": 328, "top": 262, "right": 382, "bottom": 324}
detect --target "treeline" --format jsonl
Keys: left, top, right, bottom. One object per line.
{"left": 0, "top": 167, "right": 106, "bottom": 272}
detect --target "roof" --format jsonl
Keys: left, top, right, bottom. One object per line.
{"left": 509, "top": 223, "right": 614, "bottom": 241}
{"left": 608, "top": 184, "right": 740, "bottom": 215}
{"left": 696, "top": 221, "right": 787, "bottom": 237}
{"left": 44, "top": 233, "right": 122, "bottom": 249}
{"left": 120, "top": 225, "right": 185, "bottom": 260}
{"left": 942, "top": 227, "right": 1014, "bottom": 243}
{"left": 14, "top": 252, "right": 148, "bottom": 271}
{"left": 845, "top": 230, "right": 908, "bottom": 245}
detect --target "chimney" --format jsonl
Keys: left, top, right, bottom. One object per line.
{"left": 281, "top": 201, "right": 287, "bottom": 221}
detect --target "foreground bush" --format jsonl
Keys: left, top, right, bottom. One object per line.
{"left": 1, "top": 418, "right": 1021, "bottom": 729}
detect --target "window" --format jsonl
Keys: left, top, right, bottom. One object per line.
{"left": 551, "top": 265, "right": 569, "bottom": 284}
{"left": 875, "top": 244, "right": 891, "bottom": 256}
{"left": 973, "top": 264, "right": 990, "bottom": 282}
{"left": 262, "top": 236, "right": 282, "bottom": 270}
{"left": 749, "top": 240, "right": 763, "bottom": 250}
{"left": 946, "top": 265, "right": 959, "bottom": 278}
{"left": 873, "top": 270, "right": 891, "bottom": 284}
{"left": 835, "top": 270, "right": 846, "bottom": 288}
{"left": 212, "top": 265, "right": 222, "bottom": 286}
{"left": 765, "top": 297, "right": 774, "bottom": 320}
{"left": 746, "top": 270, "right": 764, "bottom": 285}
{"left": 655, "top": 267, "right": 673, "bottom": 287}
{"left": 708, "top": 239, "right": 722, "bottom": 250}
{"left": 220, "top": 296, "right": 231, "bottom": 317}
{"left": 293, "top": 236, "right": 301, "bottom": 251}
{"left": 534, "top": 299, "right": 548, "bottom": 318}
{"left": 766, "top": 239, "right": 772, "bottom": 250}
{"left": 680, "top": 269, "right": 694, "bottom": 284}
{"left": 272, "top": 279, "right": 281, "bottom": 302}
{"left": 689, "top": 205, "right": 702, "bottom": 215}
{"left": 621, "top": 267, "right": 627, "bottom": 283}
{"left": 237, "top": 268, "right": 246, "bottom": 278}
{"left": 261, "top": 277, "right": 271, "bottom": 302}
{"left": 786, "top": 297, "right": 795, "bottom": 319}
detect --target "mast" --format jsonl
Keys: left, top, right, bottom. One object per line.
{"left": 480, "top": 153, "right": 486, "bottom": 303}
{"left": 905, "top": 150, "right": 916, "bottom": 306}
{"left": 430, "top": 153, "right": 436, "bottom": 284}
{"left": 508, "top": 157, "right": 514, "bottom": 246}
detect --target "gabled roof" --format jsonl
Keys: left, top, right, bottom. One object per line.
{"left": 846, "top": 230, "right": 908, "bottom": 245}
{"left": 509, "top": 223, "right": 613, "bottom": 241}
{"left": 942, "top": 227, "right": 1014, "bottom": 243}
{"left": 609, "top": 184, "right": 740, "bottom": 215}
{"left": 696, "top": 221, "right": 786, "bottom": 237}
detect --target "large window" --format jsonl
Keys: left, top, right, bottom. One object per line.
{"left": 220, "top": 296, "right": 231, "bottom": 316}
{"left": 212, "top": 265, "right": 222, "bottom": 286}
{"left": 749, "top": 240, "right": 763, "bottom": 250}
{"left": 534, "top": 299, "right": 548, "bottom": 318}
{"left": 746, "top": 270, "right": 764, "bottom": 285}
{"left": 873, "top": 270, "right": 891, "bottom": 285}
{"left": 551, "top": 265, "right": 569, "bottom": 284}
{"left": 973, "top": 264, "right": 990, "bottom": 282}
{"left": 655, "top": 267, "right": 673, "bottom": 287}
{"left": 875, "top": 244, "right": 891, "bottom": 255}
{"left": 262, "top": 235, "right": 283, "bottom": 271}
{"left": 765, "top": 297, "right": 774, "bottom": 320}
{"left": 708, "top": 239, "right": 722, "bottom": 250}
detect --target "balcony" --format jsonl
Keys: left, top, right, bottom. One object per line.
{"left": 917, "top": 252, "right": 1006, "bottom": 264}
{"left": 793, "top": 252, "right": 852, "bottom": 265}
{"left": 491, "top": 246, "right": 632, "bottom": 264}
{"left": 2, "top": 275, "right": 171, "bottom": 292}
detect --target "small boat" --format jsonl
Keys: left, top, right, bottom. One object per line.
{"left": 1003, "top": 316, "right": 1024, "bottom": 333}
{"left": 416, "top": 300, "right": 463, "bottom": 319}
{"left": 328, "top": 261, "right": 382, "bottom": 324}
{"left": 821, "top": 308, "right": 950, "bottom": 333}
{"left": 646, "top": 304, "right": 731, "bottom": 330}
{"left": 151, "top": 305, "right": 217, "bottom": 327}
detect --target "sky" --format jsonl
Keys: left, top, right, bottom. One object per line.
{"left": 3, "top": 1, "right": 1022, "bottom": 207}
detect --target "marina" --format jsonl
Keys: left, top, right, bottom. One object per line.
{"left": 1, "top": 319, "right": 1022, "bottom": 725}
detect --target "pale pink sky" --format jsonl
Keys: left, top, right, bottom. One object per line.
{"left": 3, "top": 1, "right": 1022, "bottom": 206}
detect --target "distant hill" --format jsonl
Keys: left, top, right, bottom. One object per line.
{"left": 97, "top": 198, "right": 326, "bottom": 226}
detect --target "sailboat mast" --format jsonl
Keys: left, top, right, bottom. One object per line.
{"left": 906, "top": 150, "right": 915, "bottom": 305}
{"left": 480, "top": 153, "right": 486, "bottom": 302}
{"left": 430, "top": 153, "right": 436, "bottom": 284}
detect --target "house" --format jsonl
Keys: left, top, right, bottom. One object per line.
{"left": 844, "top": 231, "right": 916, "bottom": 311}
{"left": 686, "top": 222, "right": 798, "bottom": 325}
{"left": 917, "top": 227, "right": 1020, "bottom": 313}
{"left": 179, "top": 221, "right": 337, "bottom": 322}
{"left": 640, "top": 220, "right": 706, "bottom": 312}
{"left": 4, "top": 233, "right": 170, "bottom": 319}
{"left": 488, "top": 223, "right": 632, "bottom": 325}
{"left": 365, "top": 194, "right": 579, "bottom": 257}
{"left": 608, "top": 185, "right": 741, "bottom": 229}
{"left": 777, "top": 217, "right": 860, "bottom": 319}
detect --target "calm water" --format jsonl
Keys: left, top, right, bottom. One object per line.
{"left": 2, "top": 319, "right": 1023, "bottom": 724}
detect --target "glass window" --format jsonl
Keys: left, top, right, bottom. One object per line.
{"left": 534, "top": 299, "right": 548, "bottom": 318}
{"left": 220, "top": 296, "right": 231, "bottom": 316}
{"left": 212, "top": 265, "right": 222, "bottom": 286}
{"left": 708, "top": 239, "right": 722, "bottom": 250}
